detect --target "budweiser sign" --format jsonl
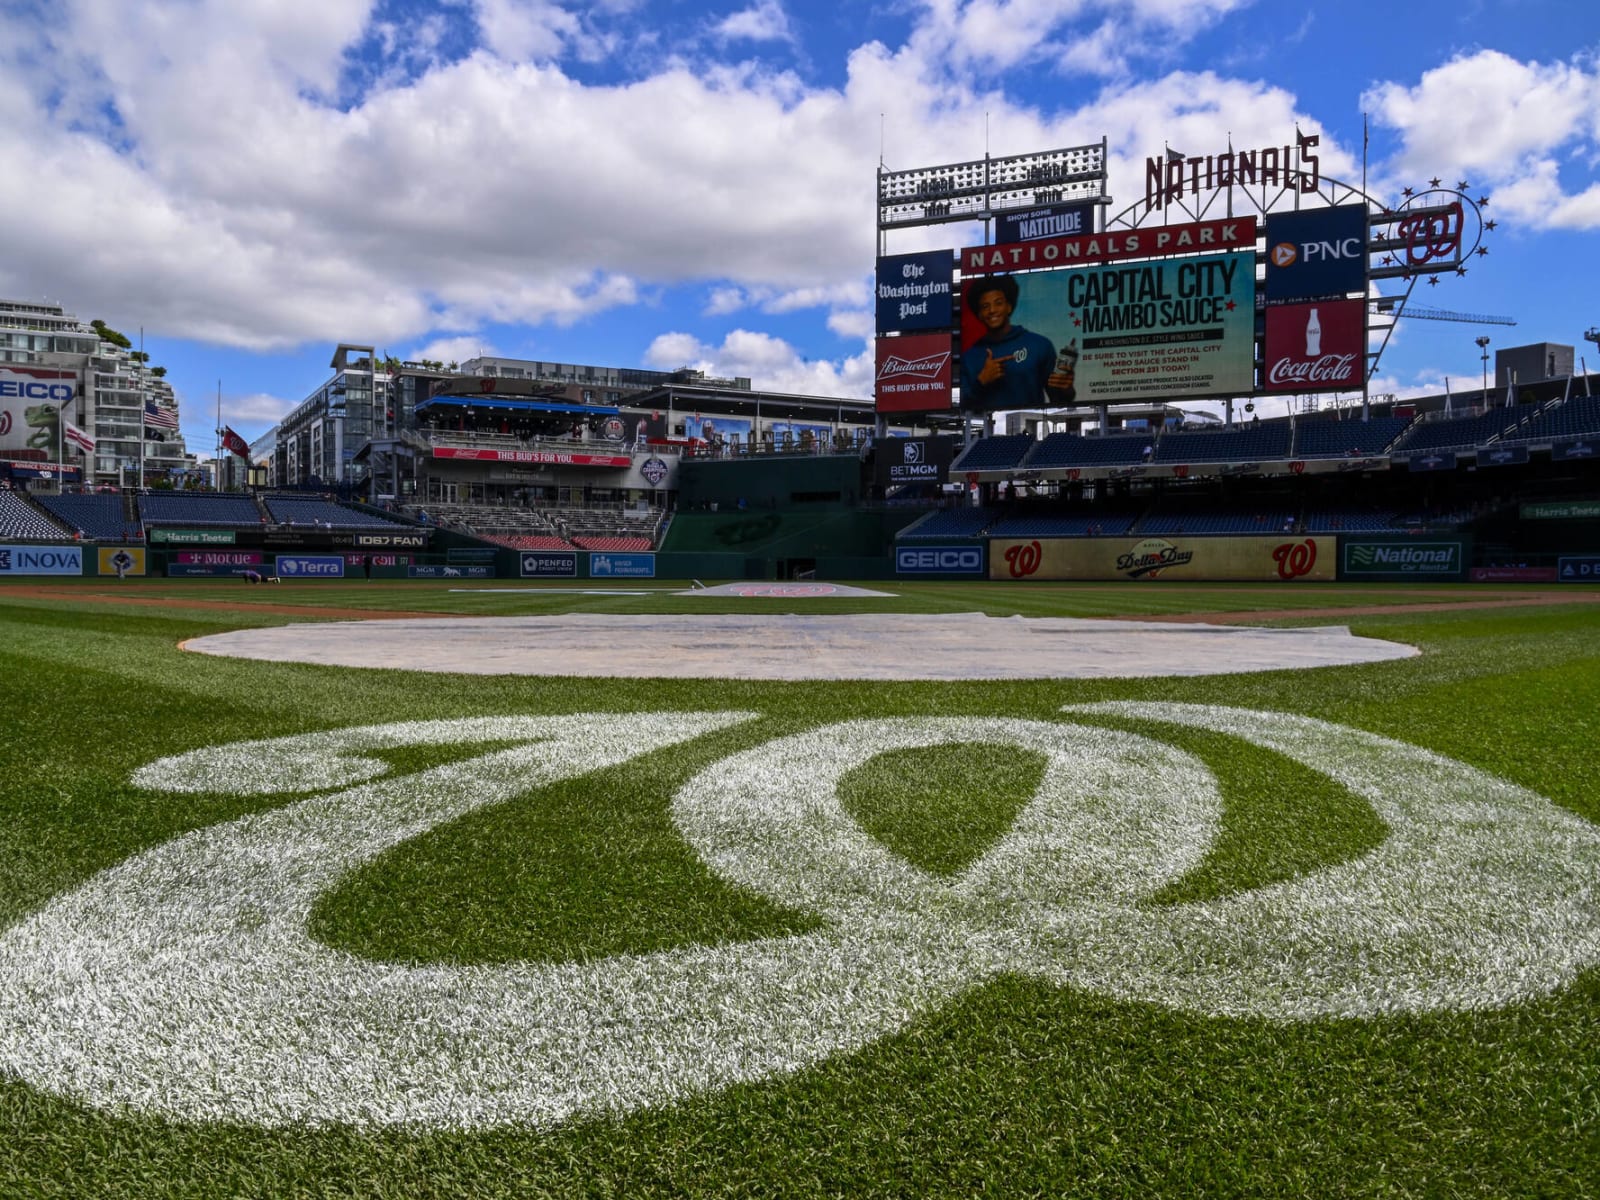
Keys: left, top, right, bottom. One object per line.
{"left": 876, "top": 332, "right": 953, "bottom": 414}
{"left": 1262, "top": 298, "right": 1366, "bottom": 394}
{"left": 880, "top": 351, "right": 950, "bottom": 379}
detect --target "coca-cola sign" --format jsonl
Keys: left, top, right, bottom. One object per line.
{"left": 1262, "top": 298, "right": 1366, "bottom": 394}
{"left": 1267, "top": 354, "right": 1360, "bottom": 387}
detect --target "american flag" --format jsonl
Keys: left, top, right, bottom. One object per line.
{"left": 144, "top": 399, "right": 178, "bottom": 430}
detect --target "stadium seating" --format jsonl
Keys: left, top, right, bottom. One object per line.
{"left": 1301, "top": 508, "right": 1401, "bottom": 533}
{"left": 1136, "top": 505, "right": 1296, "bottom": 535}
{"left": 987, "top": 510, "right": 1138, "bottom": 538}
{"left": 1024, "top": 433, "right": 1150, "bottom": 468}
{"left": 1154, "top": 423, "right": 1293, "bottom": 463}
{"left": 138, "top": 492, "right": 263, "bottom": 526}
{"left": 1510, "top": 395, "right": 1600, "bottom": 443}
{"left": 950, "top": 436, "right": 1034, "bottom": 472}
{"left": 573, "top": 536, "right": 653, "bottom": 551}
{"left": 480, "top": 534, "right": 576, "bottom": 550}
{"left": 35, "top": 494, "right": 142, "bottom": 540}
{"left": 1389, "top": 409, "right": 1525, "bottom": 454}
{"left": 1292, "top": 416, "right": 1412, "bottom": 458}
{"left": 262, "top": 496, "right": 411, "bottom": 528}
{"left": 897, "top": 506, "right": 1000, "bottom": 539}
{"left": 0, "top": 491, "right": 72, "bottom": 541}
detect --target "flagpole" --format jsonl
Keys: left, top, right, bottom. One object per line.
{"left": 56, "top": 391, "right": 64, "bottom": 494}
{"left": 138, "top": 327, "right": 145, "bottom": 493}
{"left": 216, "top": 379, "right": 223, "bottom": 491}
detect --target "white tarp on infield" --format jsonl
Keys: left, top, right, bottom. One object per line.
{"left": 182, "top": 613, "right": 1416, "bottom": 680}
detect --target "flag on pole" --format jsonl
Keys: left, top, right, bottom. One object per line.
{"left": 63, "top": 420, "right": 96, "bottom": 454}
{"left": 144, "top": 399, "right": 178, "bottom": 430}
{"left": 221, "top": 426, "right": 251, "bottom": 458}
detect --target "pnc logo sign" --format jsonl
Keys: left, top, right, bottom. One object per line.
{"left": 0, "top": 707, "right": 1596, "bottom": 1130}
{"left": 1271, "top": 242, "right": 1298, "bottom": 267}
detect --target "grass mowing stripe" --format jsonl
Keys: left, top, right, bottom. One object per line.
{"left": 0, "top": 585, "right": 1597, "bottom": 1195}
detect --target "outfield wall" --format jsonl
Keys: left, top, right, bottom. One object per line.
{"left": 988, "top": 535, "right": 1337, "bottom": 582}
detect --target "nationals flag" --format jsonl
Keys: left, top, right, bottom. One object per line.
{"left": 221, "top": 426, "right": 251, "bottom": 458}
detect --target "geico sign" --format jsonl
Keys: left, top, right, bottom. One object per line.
{"left": 0, "top": 380, "right": 74, "bottom": 401}
{"left": 2, "top": 706, "right": 1596, "bottom": 1131}
{"left": 897, "top": 546, "right": 983, "bottom": 573}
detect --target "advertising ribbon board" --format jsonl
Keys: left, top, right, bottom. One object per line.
{"left": 1552, "top": 440, "right": 1598, "bottom": 462}
{"left": 275, "top": 555, "right": 346, "bottom": 579}
{"left": 0, "top": 546, "right": 83, "bottom": 576}
{"left": 1558, "top": 557, "right": 1600, "bottom": 581}
{"left": 1408, "top": 453, "right": 1456, "bottom": 472}
{"left": 1477, "top": 444, "right": 1530, "bottom": 467}
{"left": 432, "top": 448, "right": 633, "bottom": 468}
{"left": 988, "top": 536, "right": 1333, "bottom": 582}
{"left": 1341, "top": 540, "right": 1466, "bottom": 580}
{"left": 895, "top": 544, "right": 986, "bottom": 576}
{"left": 150, "top": 529, "right": 238, "bottom": 545}
{"left": 590, "top": 553, "right": 655, "bottom": 578}
{"left": 521, "top": 552, "right": 578, "bottom": 578}
{"left": 408, "top": 565, "right": 495, "bottom": 579}
{"left": 1522, "top": 500, "right": 1600, "bottom": 520}
{"left": 97, "top": 547, "right": 146, "bottom": 577}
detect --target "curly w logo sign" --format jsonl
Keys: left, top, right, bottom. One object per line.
{"left": 2, "top": 707, "right": 1598, "bottom": 1131}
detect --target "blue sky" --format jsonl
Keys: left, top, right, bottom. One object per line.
{"left": 2, "top": 0, "right": 1596, "bottom": 454}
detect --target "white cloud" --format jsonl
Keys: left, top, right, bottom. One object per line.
{"left": 705, "top": 287, "right": 750, "bottom": 316}
{"left": 407, "top": 336, "right": 492, "bottom": 366}
{"left": 644, "top": 329, "right": 872, "bottom": 397}
{"left": 223, "top": 391, "right": 302, "bottom": 426}
{"left": 2, "top": 0, "right": 1590, "bottom": 421}
{"left": 827, "top": 309, "right": 873, "bottom": 340}
{"left": 713, "top": 0, "right": 792, "bottom": 44}
{"left": 1363, "top": 50, "right": 1600, "bottom": 229}
{"left": 472, "top": 0, "right": 581, "bottom": 61}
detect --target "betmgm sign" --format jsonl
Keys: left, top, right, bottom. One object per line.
{"left": 875, "top": 436, "right": 954, "bottom": 488}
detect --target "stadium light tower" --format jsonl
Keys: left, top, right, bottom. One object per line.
{"left": 1475, "top": 335, "right": 1491, "bottom": 401}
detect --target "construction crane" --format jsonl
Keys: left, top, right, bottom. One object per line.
{"left": 1370, "top": 298, "right": 1517, "bottom": 325}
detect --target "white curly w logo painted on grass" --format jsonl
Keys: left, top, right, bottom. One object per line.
{"left": 1, "top": 706, "right": 1598, "bottom": 1131}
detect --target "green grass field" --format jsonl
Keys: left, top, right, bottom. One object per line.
{"left": 1, "top": 580, "right": 1598, "bottom": 1197}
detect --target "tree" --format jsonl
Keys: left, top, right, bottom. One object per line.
{"left": 90, "top": 319, "right": 132, "bottom": 350}
{"left": 151, "top": 366, "right": 167, "bottom": 378}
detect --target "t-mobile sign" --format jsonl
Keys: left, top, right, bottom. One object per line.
{"left": 1262, "top": 299, "right": 1365, "bottom": 393}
